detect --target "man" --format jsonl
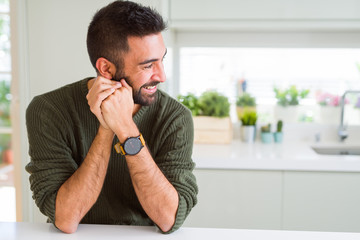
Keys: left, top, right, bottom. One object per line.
{"left": 25, "top": 0, "right": 198, "bottom": 234}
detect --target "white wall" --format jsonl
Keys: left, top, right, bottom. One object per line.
{"left": 27, "top": 0, "right": 166, "bottom": 98}
{"left": 27, "top": 0, "right": 112, "bottom": 97}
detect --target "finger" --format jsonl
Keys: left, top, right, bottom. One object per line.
{"left": 94, "top": 80, "right": 121, "bottom": 91}
{"left": 97, "top": 88, "right": 117, "bottom": 101}
{"left": 120, "top": 79, "right": 131, "bottom": 90}
{"left": 89, "top": 82, "right": 121, "bottom": 99}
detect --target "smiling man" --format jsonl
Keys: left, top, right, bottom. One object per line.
{"left": 25, "top": 0, "right": 198, "bottom": 234}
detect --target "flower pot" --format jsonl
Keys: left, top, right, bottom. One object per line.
{"left": 261, "top": 132, "right": 272, "bottom": 144}
{"left": 193, "top": 116, "right": 232, "bottom": 144}
{"left": 2, "top": 148, "right": 13, "bottom": 164}
{"left": 274, "top": 105, "right": 298, "bottom": 123}
{"left": 273, "top": 132, "right": 283, "bottom": 143}
{"left": 241, "top": 125, "right": 256, "bottom": 143}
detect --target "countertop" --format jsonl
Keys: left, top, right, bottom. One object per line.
{"left": 1, "top": 222, "right": 360, "bottom": 240}
{"left": 193, "top": 140, "right": 360, "bottom": 172}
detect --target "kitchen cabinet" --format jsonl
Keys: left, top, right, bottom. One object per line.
{"left": 184, "top": 169, "right": 360, "bottom": 232}
{"left": 169, "top": 0, "right": 360, "bottom": 31}
{"left": 183, "top": 169, "right": 283, "bottom": 229}
{"left": 283, "top": 171, "right": 360, "bottom": 232}
{"left": 170, "top": 0, "right": 360, "bottom": 20}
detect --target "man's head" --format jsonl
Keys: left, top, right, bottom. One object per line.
{"left": 86, "top": 1, "right": 167, "bottom": 106}
{"left": 87, "top": 0, "right": 166, "bottom": 73}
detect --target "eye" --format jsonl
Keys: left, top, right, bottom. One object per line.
{"left": 144, "top": 64, "right": 153, "bottom": 69}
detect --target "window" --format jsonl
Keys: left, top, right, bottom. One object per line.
{"left": 0, "top": 0, "right": 15, "bottom": 222}
{"left": 179, "top": 47, "right": 360, "bottom": 124}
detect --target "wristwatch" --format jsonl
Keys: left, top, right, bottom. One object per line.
{"left": 114, "top": 134, "right": 145, "bottom": 156}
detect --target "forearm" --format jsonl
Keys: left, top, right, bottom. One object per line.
{"left": 126, "top": 146, "right": 179, "bottom": 232}
{"left": 55, "top": 126, "right": 114, "bottom": 233}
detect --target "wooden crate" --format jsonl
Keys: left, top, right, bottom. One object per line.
{"left": 193, "top": 116, "right": 232, "bottom": 144}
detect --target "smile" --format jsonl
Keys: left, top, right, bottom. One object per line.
{"left": 144, "top": 85, "right": 156, "bottom": 90}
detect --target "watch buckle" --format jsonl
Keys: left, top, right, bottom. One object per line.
{"left": 114, "top": 142, "right": 126, "bottom": 155}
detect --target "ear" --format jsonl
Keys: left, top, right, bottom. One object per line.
{"left": 95, "top": 57, "right": 116, "bottom": 79}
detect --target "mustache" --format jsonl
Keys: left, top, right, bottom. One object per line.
{"left": 141, "top": 81, "right": 161, "bottom": 89}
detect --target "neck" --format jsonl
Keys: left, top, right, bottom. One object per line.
{"left": 133, "top": 104, "right": 141, "bottom": 116}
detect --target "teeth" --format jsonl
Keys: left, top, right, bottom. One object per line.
{"left": 145, "top": 86, "right": 156, "bottom": 90}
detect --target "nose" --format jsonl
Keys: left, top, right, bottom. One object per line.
{"left": 152, "top": 61, "right": 166, "bottom": 83}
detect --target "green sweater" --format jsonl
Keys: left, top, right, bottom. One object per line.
{"left": 25, "top": 78, "right": 198, "bottom": 233}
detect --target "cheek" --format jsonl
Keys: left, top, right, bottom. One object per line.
{"left": 134, "top": 72, "right": 153, "bottom": 87}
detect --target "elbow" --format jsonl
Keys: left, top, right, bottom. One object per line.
{"left": 55, "top": 219, "right": 79, "bottom": 234}
{"left": 158, "top": 214, "right": 176, "bottom": 233}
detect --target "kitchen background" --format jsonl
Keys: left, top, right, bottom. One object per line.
{"left": 2, "top": 0, "right": 360, "bottom": 232}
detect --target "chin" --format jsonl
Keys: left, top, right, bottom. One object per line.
{"left": 135, "top": 93, "right": 157, "bottom": 106}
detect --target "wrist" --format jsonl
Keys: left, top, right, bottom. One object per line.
{"left": 115, "top": 122, "right": 140, "bottom": 143}
{"left": 98, "top": 125, "right": 115, "bottom": 140}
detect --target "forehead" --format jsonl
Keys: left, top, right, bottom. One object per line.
{"left": 126, "top": 33, "right": 165, "bottom": 59}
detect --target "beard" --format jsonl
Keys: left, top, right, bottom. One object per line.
{"left": 114, "top": 71, "right": 159, "bottom": 106}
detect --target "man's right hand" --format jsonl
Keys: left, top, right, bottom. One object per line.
{"left": 86, "top": 76, "right": 122, "bottom": 129}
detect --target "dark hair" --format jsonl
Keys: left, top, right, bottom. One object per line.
{"left": 86, "top": 0, "right": 166, "bottom": 72}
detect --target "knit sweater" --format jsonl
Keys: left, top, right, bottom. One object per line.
{"left": 25, "top": 78, "right": 198, "bottom": 233}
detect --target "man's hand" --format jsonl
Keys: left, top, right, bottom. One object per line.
{"left": 101, "top": 79, "right": 138, "bottom": 141}
{"left": 86, "top": 76, "right": 122, "bottom": 129}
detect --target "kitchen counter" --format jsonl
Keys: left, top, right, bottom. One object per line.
{"left": 193, "top": 140, "right": 360, "bottom": 172}
{"left": 1, "top": 222, "right": 360, "bottom": 240}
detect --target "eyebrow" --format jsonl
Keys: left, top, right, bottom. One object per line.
{"left": 138, "top": 48, "right": 168, "bottom": 65}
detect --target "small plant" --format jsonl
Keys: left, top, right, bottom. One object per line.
{"left": 198, "top": 90, "right": 230, "bottom": 118}
{"left": 0, "top": 80, "right": 11, "bottom": 127}
{"left": 261, "top": 123, "right": 271, "bottom": 133}
{"left": 276, "top": 120, "right": 283, "bottom": 132}
{"left": 274, "top": 85, "right": 309, "bottom": 107}
{"left": 316, "top": 92, "right": 343, "bottom": 107}
{"left": 236, "top": 93, "right": 256, "bottom": 107}
{"left": 179, "top": 91, "right": 231, "bottom": 118}
{"left": 240, "top": 110, "right": 257, "bottom": 126}
{"left": 177, "top": 93, "right": 201, "bottom": 116}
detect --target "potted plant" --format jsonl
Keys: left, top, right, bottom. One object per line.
{"left": 177, "top": 92, "right": 201, "bottom": 116}
{"left": 236, "top": 93, "right": 256, "bottom": 120}
{"left": 260, "top": 123, "right": 272, "bottom": 143}
{"left": 273, "top": 120, "right": 283, "bottom": 143}
{"left": 240, "top": 110, "right": 257, "bottom": 143}
{"left": 0, "top": 80, "right": 12, "bottom": 164}
{"left": 273, "top": 85, "right": 309, "bottom": 123}
{"left": 0, "top": 80, "right": 11, "bottom": 127}
{"left": 178, "top": 91, "right": 232, "bottom": 144}
{"left": 274, "top": 85, "right": 309, "bottom": 107}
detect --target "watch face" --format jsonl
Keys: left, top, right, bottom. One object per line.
{"left": 123, "top": 137, "right": 143, "bottom": 155}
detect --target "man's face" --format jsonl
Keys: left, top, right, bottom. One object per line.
{"left": 114, "top": 33, "right": 167, "bottom": 106}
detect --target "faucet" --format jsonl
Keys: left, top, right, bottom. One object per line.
{"left": 338, "top": 90, "right": 360, "bottom": 141}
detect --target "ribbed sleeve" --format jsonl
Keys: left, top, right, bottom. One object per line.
{"left": 150, "top": 99, "right": 198, "bottom": 233}
{"left": 25, "top": 95, "right": 78, "bottom": 223}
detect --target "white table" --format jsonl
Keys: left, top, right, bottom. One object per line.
{"left": 1, "top": 222, "right": 360, "bottom": 240}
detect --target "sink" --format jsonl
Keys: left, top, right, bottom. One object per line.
{"left": 311, "top": 143, "right": 360, "bottom": 155}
